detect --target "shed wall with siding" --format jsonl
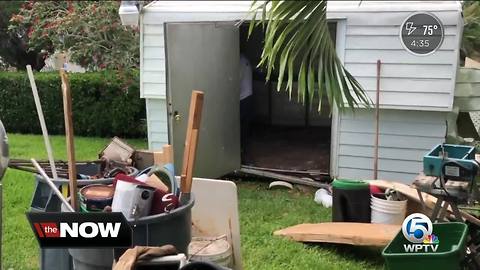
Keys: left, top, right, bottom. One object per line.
{"left": 140, "top": 1, "right": 462, "bottom": 183}
{"left": 328, "top": 2, "right": 462, "bottom": 111}
{"left": 336, "top": 109, "right": 447, "bottom": 182}
{"left": 327, "top": 1, "right": 461, "bottom": 183}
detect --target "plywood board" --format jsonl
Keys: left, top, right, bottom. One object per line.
{"left": 187, "top": 177, "right": 243, "bottom": 270}
{"left": 274, "top": 223, "right": 400, "bottom": 247}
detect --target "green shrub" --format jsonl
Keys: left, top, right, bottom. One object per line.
{"left": 0, "top": 70, "right": 146, "bottom": 138}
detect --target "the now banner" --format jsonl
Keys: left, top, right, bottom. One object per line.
{"left": 26, "top": 212, "right": 132, "bottom": 248}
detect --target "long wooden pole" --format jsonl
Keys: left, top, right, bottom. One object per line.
{"left": 60, "top": 69, "right": 78, "bottom": 211}
{"left": 180, "top": 90, "right": 204, "bottom": 205}
{"left": 26, "top": 65, "right": 65, "bottom": 196}
{"left": 373, "top": 60, "right": 381, "bottom": 180}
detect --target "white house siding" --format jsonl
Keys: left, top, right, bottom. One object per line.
{"left": 141, "top": 1, "right": 463, "bottom": 108}
{"left": 328, "top": 2, "right": 463, "bottom": 111}
{"left": 140, "top": 1, "right": 461, "bottom": 179}
{"left": 336, "top": 109, "right": 447, "bottom": 183}
{"left": 145, "top": 98, "right": 169, "bottom": 149}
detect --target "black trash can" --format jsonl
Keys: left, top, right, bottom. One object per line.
{"left": 113, "top": 197, "right": 195, "bottom": 260}
{"left": 31, "top": 163, "right": 138, "bottom": 270}
{"left": 67, "top": 195, "right": 194, "bottom": 269}
{"left": 332, "top": 179, "right": 371, "bottom": 223}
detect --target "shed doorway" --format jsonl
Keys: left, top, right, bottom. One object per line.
{"left": 239, "top": 23, "right": 337, "bottom": 173}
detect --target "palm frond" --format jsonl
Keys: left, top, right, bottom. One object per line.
{"left": 249, "top": 1, "right": 371, "bottom": 112}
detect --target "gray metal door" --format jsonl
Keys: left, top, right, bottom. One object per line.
{"left": 165, "top": 22, "right": 240, "bottom": 178}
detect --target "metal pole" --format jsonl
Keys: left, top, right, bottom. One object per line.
{"left": 374, "top": 60, "right": 381, "bottom": 180}
{"left": 0, "top": 120, "right": 9, "bottom": 269}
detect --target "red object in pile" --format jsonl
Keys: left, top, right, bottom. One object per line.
{"left": 113, "top": 174, "right": 179, "bottom": 215}
{"left": 369, "top": 184, "right": 383, "bottom": 195}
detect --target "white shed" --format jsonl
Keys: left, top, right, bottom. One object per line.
{"left": 138, "top": 1, "right": 463, "bottom": 183}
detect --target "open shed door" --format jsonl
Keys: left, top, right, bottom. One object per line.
{"left": 165, "top": 22, "right": 240, "bottom": 178}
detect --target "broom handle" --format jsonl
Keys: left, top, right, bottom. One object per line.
{"left": 26, "top": 65, "right": 60, "bottom": 183}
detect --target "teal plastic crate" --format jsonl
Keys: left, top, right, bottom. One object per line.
{"left": 423, "top": 144, "right": 476, "bottom": 177}
{"left": 382, "top": 222, "right": 468, "bottom": 270}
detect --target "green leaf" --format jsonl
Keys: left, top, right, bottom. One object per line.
{"left": 249, "top": 0, "right": 371, "bottom": 112}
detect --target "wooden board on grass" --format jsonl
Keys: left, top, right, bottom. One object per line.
{"left": 274, "top": 223, "right": 400, "bottom": 247}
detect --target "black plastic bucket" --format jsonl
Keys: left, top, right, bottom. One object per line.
{"left": 32, "top": 163, "right": 138, "bottom": 270}
{"left": 332, "top": 179, "right": 371, "bottom": 223}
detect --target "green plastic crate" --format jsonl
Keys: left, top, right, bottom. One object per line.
{"left": 382, "top": 222, "right": 468, "bottom": 270}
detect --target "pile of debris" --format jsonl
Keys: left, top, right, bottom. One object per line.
{"left": 274, "top": 143, "right": 480, "bottom": 269}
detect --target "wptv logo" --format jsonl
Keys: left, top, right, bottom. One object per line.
{"left": 402, "top": 213, "right": 439, "bottom": 253}
{"left": 27, "top": 212, "right": 132, "bottom": 248}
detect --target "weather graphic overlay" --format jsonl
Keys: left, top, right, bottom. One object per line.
{"left": 400, "top": 12, "right": 444, "bottom": 56}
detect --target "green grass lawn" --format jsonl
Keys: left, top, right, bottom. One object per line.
{"left": 2, "top": 133, "right": 383, "bottom": 269}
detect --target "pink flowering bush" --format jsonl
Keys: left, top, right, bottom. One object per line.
{"left": 9, "top": 1, "right": 139, "bottom": 70}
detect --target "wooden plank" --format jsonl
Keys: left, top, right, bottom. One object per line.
{"left": 153, "top": 151, "right": 165, "bottom": 166}
{"left": 239, "top": 168, "right": 330, "bottom": 188}
{"left": 152, "top": 144, "right": 173, "bottom": 166}
{"left": 60, "top": 69, "right": 78, "bottom": 211}
{"left": 180, "top": 91, "right": 204, "bottom": 202}
{"left": 163, "top": 144, "right": 173, "bottom": 163}
{"left": 274, "top": 223, "right": 400, "bottom": 247}
{"left": 241, "top": 165, "right": 327, "bottom": 176}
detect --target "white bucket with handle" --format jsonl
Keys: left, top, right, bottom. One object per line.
{"left": 371, "top": 195, "right": 407, "bottom": 225}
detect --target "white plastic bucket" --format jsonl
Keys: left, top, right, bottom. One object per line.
{"left": 371, "top": 195, "right": 407, "bottom": 209}
{"left": 189, "top": 236, "right": 233, "bottom": 268}
{"left": 370, "top": 196, "right": 407, "bottom": 225}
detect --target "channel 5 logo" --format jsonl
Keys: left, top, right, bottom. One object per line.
{"left": 402, "top": 213, "right": 439, "bottom": 252}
